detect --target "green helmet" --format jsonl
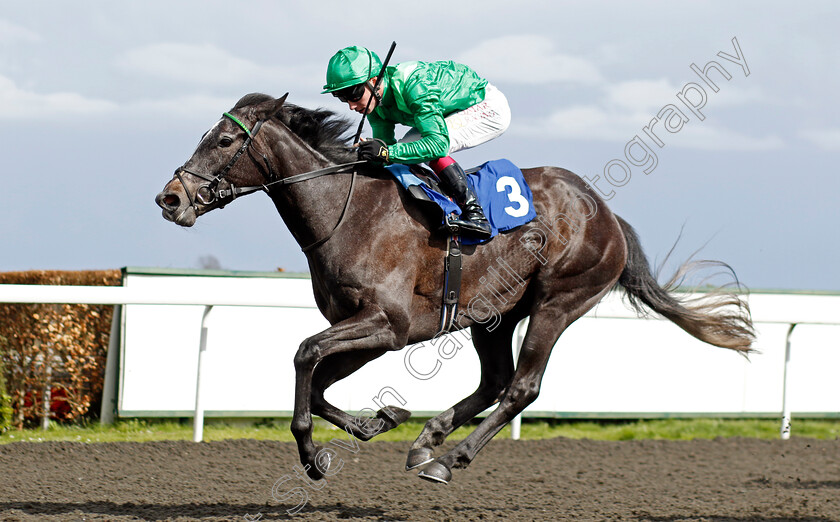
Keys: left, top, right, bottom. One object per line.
{"left": 322, "top": 46, "right": 382, "bottom": 94}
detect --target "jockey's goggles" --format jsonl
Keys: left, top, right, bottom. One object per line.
{"left": 333, "top": 83, "right": 366, "bottom": 103}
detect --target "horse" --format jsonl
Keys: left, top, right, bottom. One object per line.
{"left": 155, "top": 93, "right": 755, "bottom": 484}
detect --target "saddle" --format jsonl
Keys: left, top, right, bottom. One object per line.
{"left": 388, "top": 159, "right": 535, "bottom": 241}
{"left": 386, "top": 159, "right": 536, "bottom": 333}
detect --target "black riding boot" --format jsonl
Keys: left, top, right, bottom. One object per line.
{"left": 436, "top": 161, "right": 492, "bottom": 239}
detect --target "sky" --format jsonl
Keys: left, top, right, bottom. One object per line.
{"left": 1, "top": 1, "right": 838, "bottom": 291}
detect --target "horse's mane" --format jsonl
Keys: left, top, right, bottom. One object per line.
{"left": 233, "top": 93, "right": 356, "bottom": 164}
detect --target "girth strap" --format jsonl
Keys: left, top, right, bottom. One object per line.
{"left": 438, "top": 234, "right": 463, "bottom": 334}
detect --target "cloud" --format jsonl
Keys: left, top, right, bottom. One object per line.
{"left": 604, "top": 79, "right": 678, "bottom": 112}
{"left": 0, "top": 19, "right": 41, "bottom": 43}
{"left": 604, "top": 79, "right": 772, "bottom": 113}
{"left": 512, "top": 75, "right": 782, "bottom": 151}
{"left": 126, "top": 94, "right": 240, "bottom": 119}
{"left": 119, "top": 43, "right": 321, "bottom": 89}
{"left": 798, "top": 128, "right": 840, "bottom": 151}
{"left": 456, "top": 35, "right": 603, "bottom": 85}
{"left": 0, "top": 75, "right": 310, "bottom": 126}
{"left": 515, "top": 104, "right": 643, "bottom": 142}
{"left": 674, "top": 124, "right": 785, "bottom": 151}
{"left": 0, "top": 75, "right": 117, "bottom": 120}
{"left": 708, "top": 85, "right": 775, "bottom": 107}
{"left": 514, "top": 101, "right": 783, "bottom": 151}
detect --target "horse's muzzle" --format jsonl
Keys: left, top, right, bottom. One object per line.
{"left": 155, "top": 190, "right": 196, "bottom": 227}
{"left": 155, "top": 191, "right": 180, "bottom": 212}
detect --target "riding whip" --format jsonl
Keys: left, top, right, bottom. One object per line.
{"left": 351, "top": 41, "right": 397, "bottom": 146}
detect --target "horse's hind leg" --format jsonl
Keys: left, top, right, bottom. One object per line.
{"left": 405, "top": 317, "right": 517, "bottom": 470}
{"left": 417, "top": 286, "right": 612, "bottom": 484}
{"left": 311, "top": 350, "right": 411, "bottom": 441}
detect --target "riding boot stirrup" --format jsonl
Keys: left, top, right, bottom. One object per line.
{"left": 434, "top": 160, "right": 492, "bottom": 240}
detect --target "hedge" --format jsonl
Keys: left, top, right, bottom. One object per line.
{"left": 0, "top": 270, "right": 121, "bottom": 428}
{"left": 0, "top": 344, "right": 11, "bottom": 432}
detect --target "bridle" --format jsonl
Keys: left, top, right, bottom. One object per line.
{"left": 173, "top": 111, "right": 365, "bottom": 252}
{"left": 174, "top": 112, "right": 273, "bottom": 209}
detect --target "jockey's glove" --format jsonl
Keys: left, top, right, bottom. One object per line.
{"left": 357, "top": 138, "right": 390, "bottom": 164}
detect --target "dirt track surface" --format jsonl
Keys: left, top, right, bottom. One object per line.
{"left": 1, "top": 437, "right": 839, "bottom": 521}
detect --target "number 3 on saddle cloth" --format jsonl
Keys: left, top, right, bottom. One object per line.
{"left": 386, "top": 158, "right": 537, "bottom": 333}
{"left": 386, "top": 158, "right": 537, "bottom": 245}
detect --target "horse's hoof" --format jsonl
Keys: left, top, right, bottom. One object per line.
{"left": 304, "top": 462, "right": 324, "bottom": 481}
{"left": 405, "top": 447, "right": 434, "bottom": 471}
{"left": 312, "top": 445, "right": 341, "bottom": 477}
{"left": 417, "top": 461, "right": 452, "bottom": 484}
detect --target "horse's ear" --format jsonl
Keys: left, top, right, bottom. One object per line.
{"left": 270, "top": 93, "right": 288, "bottom": 117}
{"left": 255, "top": 94, "right": 288, "bottom": 119}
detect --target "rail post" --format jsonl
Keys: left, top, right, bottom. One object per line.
{"left": 780, "top": 323, "right": 797, "bottom": 440}
{"left": 192, "top": 305, "right": 214, "bottom": 442}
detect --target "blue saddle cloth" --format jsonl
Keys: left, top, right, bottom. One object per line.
{"left": 386, "top": 159, "right": 536, "bottom": 244}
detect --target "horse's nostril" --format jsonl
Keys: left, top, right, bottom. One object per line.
{"left": 156, "top": 192, "right": 181, "bottom": 210}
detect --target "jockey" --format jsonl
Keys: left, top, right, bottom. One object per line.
{"left": 322, "top": 45, "right": 511, "bottom": 239}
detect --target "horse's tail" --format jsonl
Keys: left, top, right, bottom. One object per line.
{"left": 615, "top": 216, "right": 755, "bottom": 353}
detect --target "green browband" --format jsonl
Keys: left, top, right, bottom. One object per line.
{"left": 223, "top": 112, "right": 252, "bottom": 136}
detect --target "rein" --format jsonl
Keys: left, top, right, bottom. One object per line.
{"left": 175, "top": 112, "right": 366, "bottom": 252}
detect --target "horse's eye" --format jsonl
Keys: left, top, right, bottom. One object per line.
{"left": 219, "top": 136, "right": 234, "bottom": 148}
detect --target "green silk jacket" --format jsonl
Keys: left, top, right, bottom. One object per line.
{"left": 367, "top": 60, "right": 488, "bottom": 164}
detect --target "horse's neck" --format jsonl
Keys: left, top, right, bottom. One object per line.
{"left": 266, "top": 125, "right": 355, "bottom": 250}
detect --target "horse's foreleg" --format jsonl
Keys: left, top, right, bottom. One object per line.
{"left": 311, "top": 350, "right": 411, "bottom": 441}
{"left": 290, "top": 305, "right": 408, "bottom": 480}
{"left": 405, "top": 318, "right": 516, "bottom": 471}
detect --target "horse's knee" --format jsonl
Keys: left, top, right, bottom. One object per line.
{"left": 294, "top": 340, "right": 321, "bottom": 371}
{"left": 505, "top": 379, "right": 541, "bottom": 410}
{"left": 369, "top": 307, "right": 410, "bottom": 349}
{"left": 290, "top": 417, "right": 311, "bottom": 439}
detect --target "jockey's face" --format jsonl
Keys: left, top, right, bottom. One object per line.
{"left": 346, "top": 79, "right": 380, "bottom": 114}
